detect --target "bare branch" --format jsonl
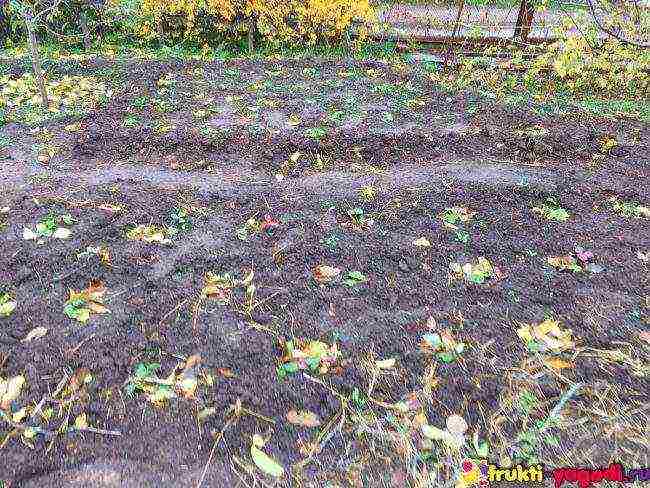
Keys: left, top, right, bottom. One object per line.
{"left": 585, "top": 0, "right": 650, "bottom": 48}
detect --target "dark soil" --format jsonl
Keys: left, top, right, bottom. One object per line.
{"left": 0, "top": 57, "right": 648, "bottom": 487}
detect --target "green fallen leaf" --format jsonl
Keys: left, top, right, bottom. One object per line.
{"left": 0, "top": 294, "right": 16, "bottom": 317}
{"left": 251, "top": 435, "right": 284, "bottom": 478}
{"left": 60, "top": 214, "right": 75, "bottom": 226}
{"left": 64, "top": 302, "right": 90, "bottom": 323}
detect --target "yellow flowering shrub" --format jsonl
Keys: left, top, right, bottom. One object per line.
{"left": 524, "top": 36, "right": 649, "bottom": 97}
{"left": 136, "top": 0, "right": 376, "bottom": 45}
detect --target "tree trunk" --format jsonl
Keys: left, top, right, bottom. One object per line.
{"left": 248, "top": 17, "right": 255, "bottom": 55}
{"left": 25, "top": 13, "right": 49, "bottom": 109}
{"left": 442, "top": 0, "right": 465, "bottom": 72}
{"left": 80, "top": 10, "right": 92, "bottom": 51}
{"left": 514, "top": 0, "right": 535, "bottom": 41}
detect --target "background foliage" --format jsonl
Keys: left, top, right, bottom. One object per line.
{"left": 1, "top": 0, "right": 376, "bottom": 46}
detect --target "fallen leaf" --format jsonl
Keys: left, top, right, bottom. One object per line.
{"left": 286, "top": 409, "right": 321, "bottom": 427}
{"left": 517, "top": 319, "right": 574, "bottom": 352}
{"left": 217, "top": 368, "right": 235, "bottom": 378}
{"left": 126, "top": 224, "right": 172, "bottom": 244}
{"left": 68, "top": 368, "right": 93, "bottom": 395}
{"left": 74, "top": 413, "right": 89, "bottom": 429}
{"left": 22, "top": 228, "right": 38, "bottom": 240}
{"left": 12, "top": 406, "right": 27, "bottom": 422}
{"left": 446, "top": 414, "right": 468, "bottom": 435}
{"left": 176, "top": 354, "right": 201, "bottom": 398}
{"left": 421, "top": 424, "right": 450, "bottom": 441}
{"left": 251, "top": 435, "right": 284, "bottom": 478}
{"left": 22, "top": 327, "right": 48, "bottom": 343}
{"left": 0, "top": 375, "right": 26, "bottom": 410}
{"left": 85, "top": 280, "right": 107, "bottom": 302}
{"left": 375, "top": 358, "right": 396, "bottom": 370}
{"left": 413, "top": 237, "right": 431, "bottom": 247}
{"left": 86, "top": 301, "right": 110, "bottom": 314}
{"left": 545, "top": 358, "right": 574, "bottom": 370}
{"left": 53, "top": 227, "right": 72, "bottom": 239}
{"left": 98, "top": 204, "right": 123, "bottom": 213}
{"left": 64, "top": 281, "right": 110, "bottom": 322}
{"left": 313, "top": 265, "right": 341, "bottom": 283}
{"left": 198, "top": 407, "right": 218, "bottom": 421}
{"left": 639, "top": 331, "right": 650, "bottom": 344}
{"left": 0, "top": 299, "right": 16, "bottom": 317}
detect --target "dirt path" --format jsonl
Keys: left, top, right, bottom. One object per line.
{"left": 0, "top": 57, "right": 648, "bottom": 487}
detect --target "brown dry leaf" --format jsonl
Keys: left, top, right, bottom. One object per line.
{"left": 217, "top": 368, "right": 235, "bottom": 378}
{"left": 545, "top": 358, "right": 574, "bottom": 370}
{"left": 85, "top": 280, "right": 107, "bottom": 302}
{"left": 67, "top": 368, "right": 92, "bottom": 396}
{"left": 313, "top": 265, "right": 341, "bottom": 283}
{"left": 98, "top": 204, "right": 123, "bottom": 213}
{"left": 639, "top": 331, "right": 650, "bottom": 344}
{"left": 286, "top": 409, "right": 321, "bottom": 428}
{"left": 86, "top": 301, "right": 110, "bottom": 314}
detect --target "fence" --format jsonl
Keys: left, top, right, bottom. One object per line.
{"left": 371, "top": 0, "right": 647, "bottom": 47}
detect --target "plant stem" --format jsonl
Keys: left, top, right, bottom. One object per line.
{"left": 25, "top": 11, "right": 49, "bottom": 109}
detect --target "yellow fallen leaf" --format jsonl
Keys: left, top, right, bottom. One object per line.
{"left": 74, "top": 413, "right": 88, "bottom": 429}
{"left": 413, "top": 237, "right": 431, "bottom": 247}
{"left": 0, "top": 375, "right": 26, "bottom": 410}
{"left": 545, "top": 358, "right": 574, "bottom": 370}
{"left": 13, "top": 407, "right": 27, "bottom": 422}
{"left": 518, "top": 319, "right": 574, "bottom": 352}
{"left": 176, "top": 354, "right": 201, "bottom": 398}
